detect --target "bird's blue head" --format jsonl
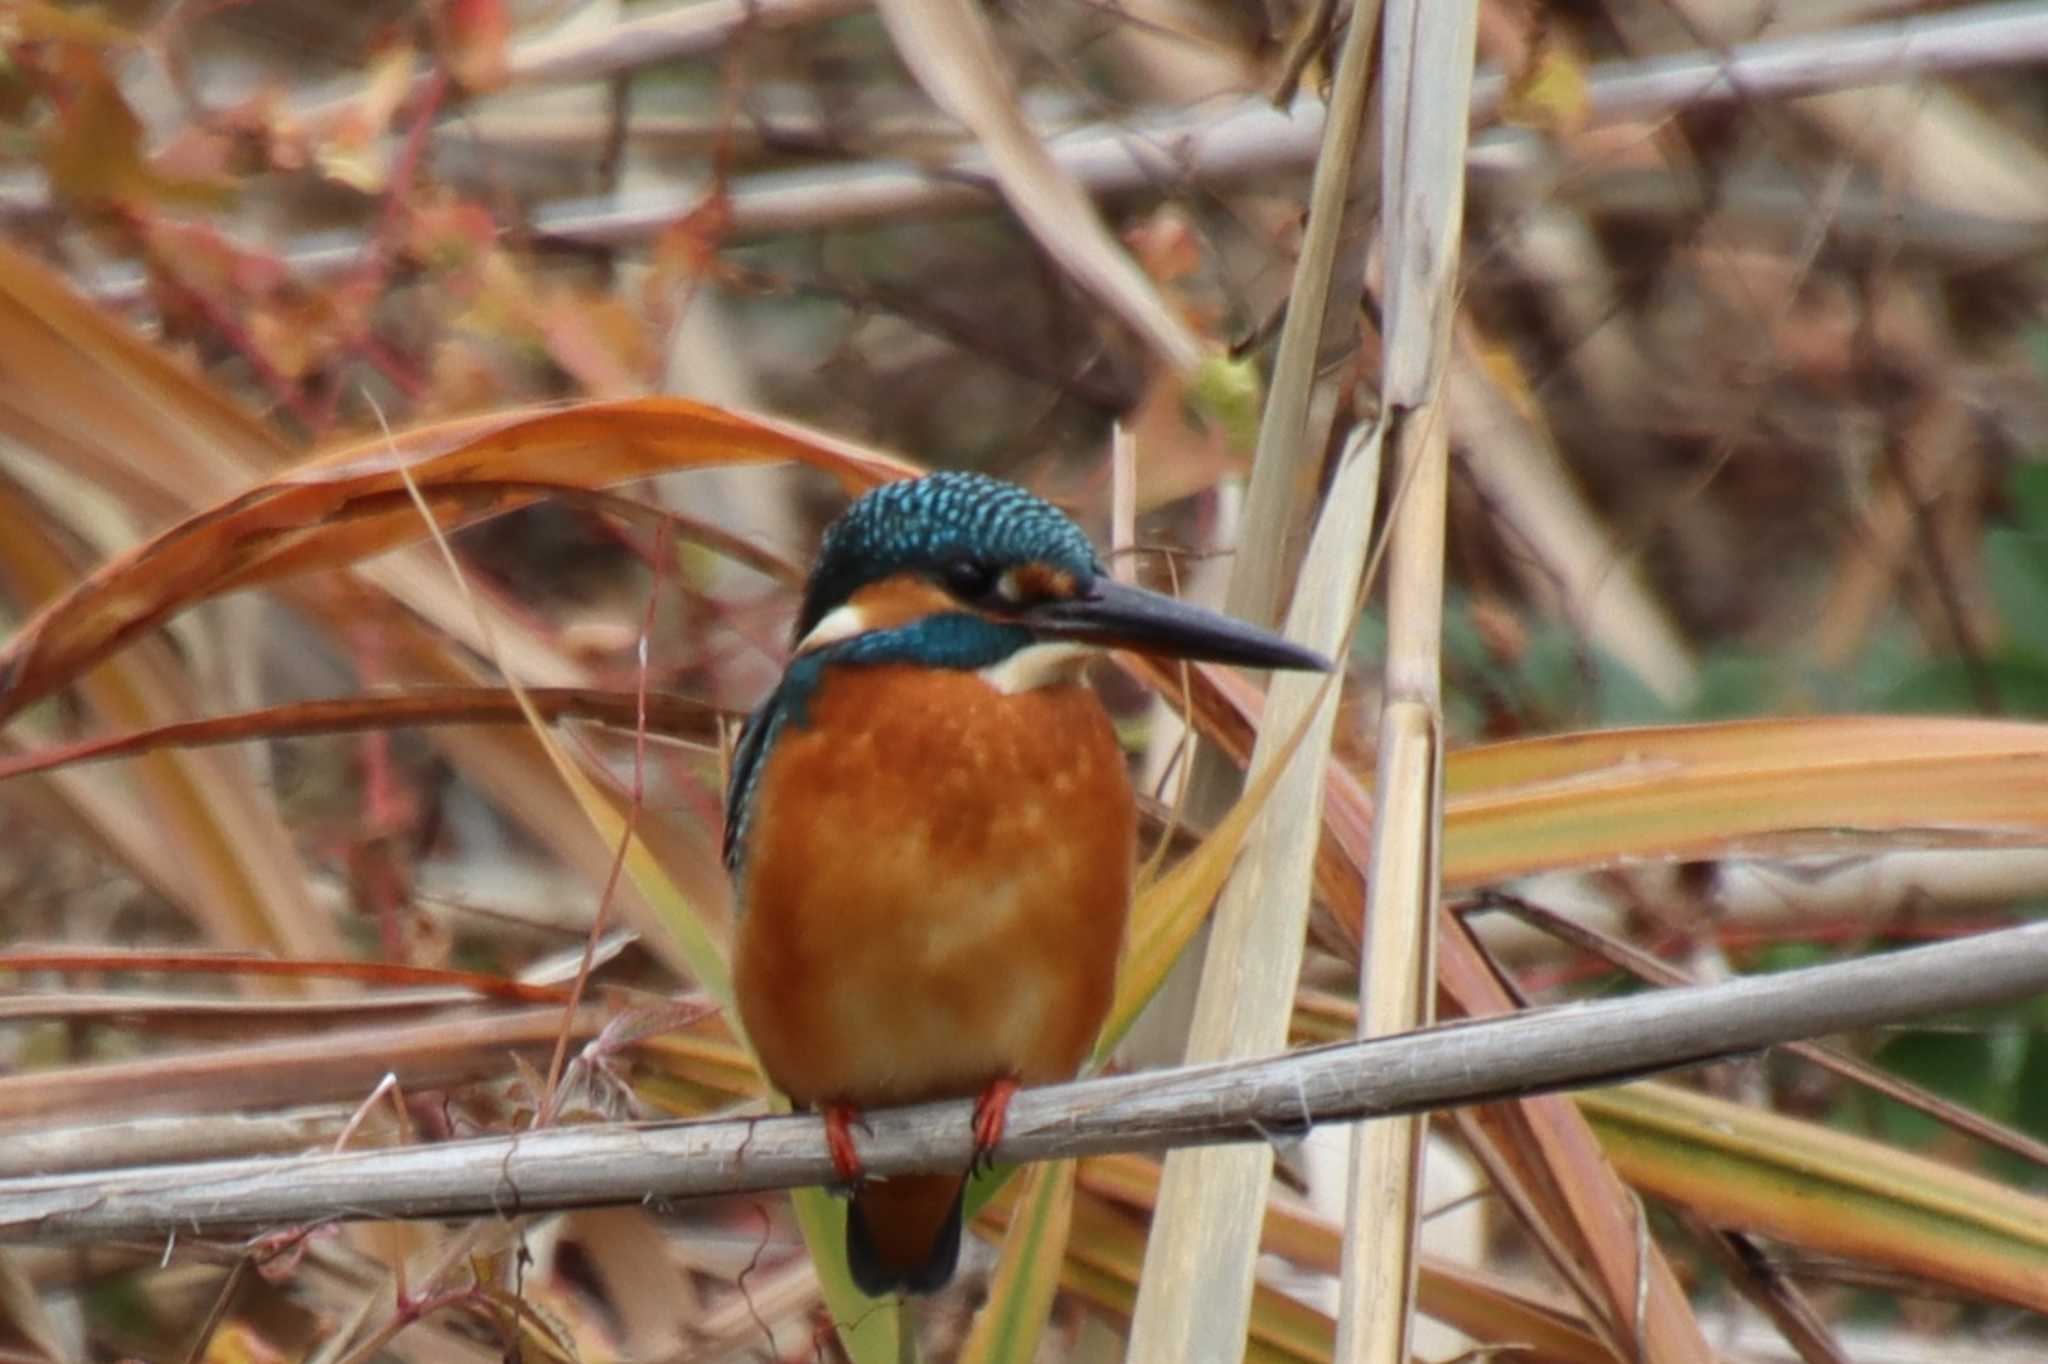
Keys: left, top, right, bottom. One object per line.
{"left": 789, "top": 470, "right": 1331, "bottom": 672}
{"left": 723, "top": 470, "right": 1330, "bottom": 871}
{"left": 793, "top": 471, "right": 1101, "bottom": 645}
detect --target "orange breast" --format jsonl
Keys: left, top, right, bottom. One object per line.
{"left": 732, "top": 664, "right": 1134, "bottom": 1109}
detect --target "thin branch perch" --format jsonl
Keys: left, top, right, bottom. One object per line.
{"left": 6, "top": 920, "right": 2048, "bottom": 1243}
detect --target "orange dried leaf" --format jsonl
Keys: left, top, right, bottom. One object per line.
{"left": 0, "top": 398, "right": 912, "bottom": 727}
{"left": 0, "top": 687, "right": 720, "bottom": 783}
{"left": 1444, "top": 716, "right": 2048, "bottom": 886}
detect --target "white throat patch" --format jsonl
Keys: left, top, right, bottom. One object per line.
{"left": 977, "top": 641, "right": 1095, "bottom": 694}
{"left": 797, "top": 602, "right": 1093, "bottom": 693}
{"left": 794, "top": 602, "right": 870, "bottom": 655}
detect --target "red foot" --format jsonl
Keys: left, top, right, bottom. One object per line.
{"left": 970, "top": 1077, "right": 1019, "bottom": 1173}
{"left": 824, "top": 1102, "right": 868, "bottom": 1185}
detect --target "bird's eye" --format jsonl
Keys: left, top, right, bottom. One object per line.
{"left": 942, "top": 556, "right": 1000, "bottom": 601}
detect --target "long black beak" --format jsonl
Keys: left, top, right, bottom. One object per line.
{"left": 1027, "top": 578, "right": 1332, "bottom": 672}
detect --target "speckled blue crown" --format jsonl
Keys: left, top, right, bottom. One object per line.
{"left": 795, "top": 472, "right": 1102, "bottom": 640}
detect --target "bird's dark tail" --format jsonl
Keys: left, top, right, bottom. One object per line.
{"left": 845, "top": 1174, "right": 966, "bottom": 1297}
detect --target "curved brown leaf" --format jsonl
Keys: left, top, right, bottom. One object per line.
{"left": 0, "top": 687, "right": 724, "bottom": 783}
{"left": 0, "top": 948, "right": 570, "bottom": 1004}
{"left": 0, "top": 398, "right": 911, "bottom": 726}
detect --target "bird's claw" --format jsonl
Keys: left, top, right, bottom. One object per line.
{"left": 824, "top": 1102, "right": 870, "bottom": 1188}
{"left": 969, "top": 1077, "right": 1018, "bottom": 1176}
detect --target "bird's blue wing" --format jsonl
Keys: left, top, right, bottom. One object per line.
{"left": 722, "top": 693, "right": 783, "bottom": 879}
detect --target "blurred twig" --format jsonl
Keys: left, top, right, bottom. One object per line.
{"left": 295, "top": 0, "right": 867, "bottom": 130}
{"left": 72, "top": 2, "right": 2048, "bottom": 307}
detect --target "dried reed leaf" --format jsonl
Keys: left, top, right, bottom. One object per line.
{"left": 0, "top": 479, "right": 335, "bottom": 962}
{"left": 1225, "top": 0, "right": 1381, "bottom": 634}
{"left": 1127, "top": 436, "right": 1373, "bottom": 1359}
{"left": 1101, "top": 668, "right": 1329, "bottom": 1053}
{"left": 561, "top": 1207, "right": 703, "bottom": 1356}
{"left": 1440, "top": 914, "right": 1709, "bottom": 1362}
{"left": 1586, "top": 1081, "right": 2048, "bottom": 1313}
{"left": 0, "top": 687, "right": 721, "bottom": 783}
{"left": 306, "top": 602, "right": 733, "bottom": 984}
{"left": 980, "top": 1183, "right": 1336, "bottom": 1363}
{"left": 1444, "top": 716, "right": 2048, "bottom": 886}
{"left": 1128, "top": 673, "right": 2048, "bottom": 939}
{"left": 1124, "top": 0, "right": 1384, "bottom": 1346}
{"left": 1332, "top": 2, "right": 1477, "bottom": 1355}
{"left": 1318, "top": 740, "right": 1710, "bottom": 1358}
{"left": 959, "top": 1158, "right": 1076, "bottom": 1364}
{"left": 0, "top": 240, "right": 285, "bottom": 519}
{"left": 1079, "top": 1153, "right": 1613, "bottom": 1363}
{"left": 874, "top": 0, "right": 1204, "bottom": 373}
{"left": 0, "top": 1006, "right": 607, "bottom": 1127}
{"left": 0, "top": 947, "right": 570, "bottom": 1006}
{"left": 1448, "top": 330, "right": 1697, "bottom": 707}
{"left": 0, "top": 249, "right": 888, "bottom": 1002}
{"left": 0, "top": 398, "right": 910, "bottom": 727}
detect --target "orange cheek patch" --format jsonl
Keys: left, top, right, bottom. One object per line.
{"left": 1004, "top": 562, "right": 1078, "bottom": 603}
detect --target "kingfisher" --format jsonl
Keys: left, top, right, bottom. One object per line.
{"left": 725, "top": 470, "right": 1328, "bottom": 1297}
